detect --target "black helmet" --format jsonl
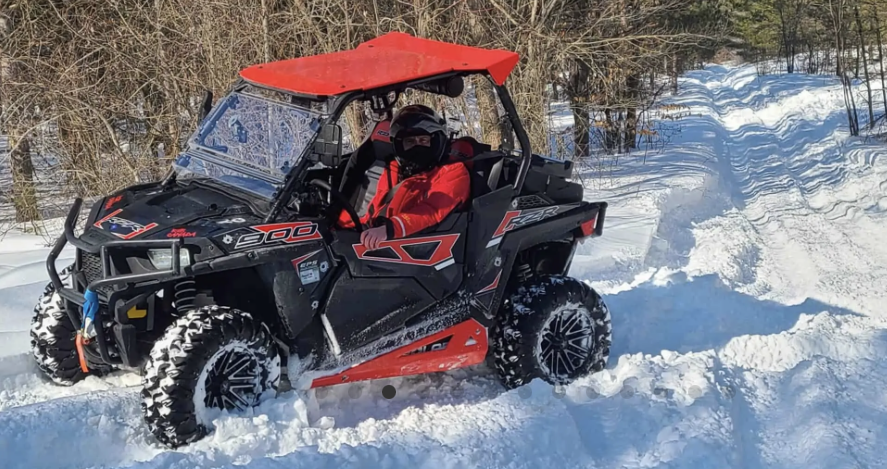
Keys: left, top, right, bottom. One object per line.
{"left": 389, "top": 104, "right": 449, "bottom": 176}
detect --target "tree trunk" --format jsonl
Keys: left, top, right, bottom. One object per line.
{"left": 807, "top": 42, "right": 816, "bottom": 73}
{"left": 673, "top": 56, "right": 680, "bottom": 94}
{"left": 604, "top": 109, "right": 617, "bottom": 151}
{"left": 779, "top": 9, "right": 794, "bottom": 73}
{"left": 474, "top": 75, "right": 504, "bottom": 149}
{"left": 855, "top": 31, "right": 861, "bottom": 79}
{"left": 624, "top": 74, "right": 639, "bottom": 151}
{"left": 836, "top": 27, "right": 843, "bottom": 77}
{"left": 873, "top": 7, "right": 887, "bottom": 118}
{"left": 825, "top": 48, "right": 832, "bottom": 75}
{"left": 854, "top": 5, "right": 874, "bottom": 127}
{"left": 831, "top": 0, "right": 858, "bottom": 135}
{"left": 569, "top": 59, "right": 591, "bottom": 158}
{"left": 9, "top": 134, "right": 39, "bottom": 223}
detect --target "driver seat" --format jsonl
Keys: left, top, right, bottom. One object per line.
{"left": 337, "top": 120, "right": 395, "bottom": 216}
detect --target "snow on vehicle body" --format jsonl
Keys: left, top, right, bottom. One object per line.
{"left": 33, "top": 32, "right": 611, "bottom": 447}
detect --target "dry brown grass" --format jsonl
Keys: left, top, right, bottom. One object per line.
{"left": 1, "top": 0, "right": 719, "bottom": 223}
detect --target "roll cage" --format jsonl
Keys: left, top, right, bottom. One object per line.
{"left": 165, "top": 33, "right": 534, "bottom": 224}
{"left": 263, "top": 73, "right": 534, "bottom": 223}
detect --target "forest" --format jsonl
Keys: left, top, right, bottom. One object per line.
{"left": 1, "top": 0, "right": 885, "bottom": 226}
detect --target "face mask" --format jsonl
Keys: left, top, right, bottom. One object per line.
{"left": 394, "top": 134, "right": 440, "bottom": 179}
{"left": 400, "top": 145, "right": 436, "bottom": 168}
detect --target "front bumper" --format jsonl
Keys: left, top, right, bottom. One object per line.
{"left": 47, "top": 198, "right": 188, "bottom": 366}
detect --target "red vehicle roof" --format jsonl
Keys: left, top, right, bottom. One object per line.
{"left": 239, "top": 32, "right": 520, "bottom": 97}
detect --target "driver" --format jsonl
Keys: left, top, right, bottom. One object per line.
{"left": 339, "top": 105, "right": 470, "bottom": 250}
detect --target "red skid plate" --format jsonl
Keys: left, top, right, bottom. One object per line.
{"left": 311, "top": 319, "right": 488, "bottom": 388}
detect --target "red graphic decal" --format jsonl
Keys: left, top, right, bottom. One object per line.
{"left": 477, "top": 270, "right": 501, "bottom": 294}
{"left": 235, "top": 222, "right": 322, "bottom": 249}
{"left": 104, "top": 195, "right": 123, "bottom": 210}
{"left": 117, "top": 223, "right": 159, "bottom": 240}
{"left": 291, "top": 250, "right": 321, "bottom": 269}
{"left": 93, "top": 209, "right": 158, "bottom": 239}
{"left": 167, "top": 228, "right": 197, "bottom": 238}
{"left": 352, "top": 233, "right": 459, "bottom": 267}
{"left": 93, "top": 209, "right": 123, "bottom": 228}
{"left": 492, "top": 206, "right": 563, "bottom": 239}
{"left": 492, "top": 211, "right": 521, "bottom": 238}
{"left": 311, "top": 319, "right": 488, "bottom": 388}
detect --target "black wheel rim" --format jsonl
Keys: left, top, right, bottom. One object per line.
{"left": 203, "top": 347, "right": 260, "bottom": 411}
{"left": 538, "top": 306, "right": 594, "bottom": 380}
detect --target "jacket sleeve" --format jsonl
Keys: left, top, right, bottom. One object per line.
{"left": 385, "top": 163, "right": 470, "bottom": 239}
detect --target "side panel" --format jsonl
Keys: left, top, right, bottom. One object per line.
{"left": 311, "top": 318, "right": 488, "bottom": 388}
{"left": 267, "top": 242, "right": 335, "bottom": 341}
{"left": 330, "top": 213, "right": 467, "bottom": 300}
{"left": 313, "top": 289, "right": 473, "bottom": 372}
{"left": 465, "top": 186, "right": 513, "bottom": 278}
{"left": 465, "top": 193, "right": 581, "bottom": 318}
{"left": 499, "top": 203, "right": 602, "bottom": 253}
{"left": 322, "top": 271, "right": 436, "bottom": 351}
{"left": 202, "top": 239, "right": 338, "bottom": 343}
{"left": 463, "top": 187, "right": 512, "bottom": 320}
{"left": 469, "top": 201, "right": 601, "bottom": 319}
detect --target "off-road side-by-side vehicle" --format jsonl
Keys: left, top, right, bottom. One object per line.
{"left": 31, "top": 32, "right": 611, "bottom": 447}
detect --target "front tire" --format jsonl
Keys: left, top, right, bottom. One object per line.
{"left": 30, "top": 266, "right": 111, "bottom": 385}
{"left": 491, "top": 275, "right": 611, "bottom": 388}
{"left": 140, "top": 306, "right": 280, "bottom": 448}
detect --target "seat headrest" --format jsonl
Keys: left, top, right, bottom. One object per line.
{"left": 450, "top": 138, "right": 476, "bottom": 161}
{"left": 369, "top": 120, "right": 391, "bottom": 143}
{"left": 448, "top": 136, "right": 491, "bottom": 169}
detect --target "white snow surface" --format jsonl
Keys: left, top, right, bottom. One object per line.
{"left": 2, "top": 63, "right": 887, "bottom": 468}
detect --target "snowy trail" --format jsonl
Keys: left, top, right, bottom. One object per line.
{"left": 2, "top": 63, "right": 887, "bottom": 469}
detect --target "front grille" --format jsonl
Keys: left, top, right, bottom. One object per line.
{"left": 80, "top": 252, "right": 104, "bottom": 285}
{"left": 78, "top": 251, "right": 115, "bottom": 295}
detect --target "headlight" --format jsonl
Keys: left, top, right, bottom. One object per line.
{"left": 147, "top": 248, "right": 191, "bottom": 270}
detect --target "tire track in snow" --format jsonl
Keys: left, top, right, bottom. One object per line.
{"left": 0, "top": 369, "right": 600, "bottom": 469}
{"left": 676, "top": 64, "right": 887, "bottom": 469}
{"left": 711, "top": 351, "right": 766, "bottom": 469}
{"left": 0, "top": 351, "right": 143, "bottom": 413}
{"left": 699, "top": 66, "right": 887, "bottom": 313}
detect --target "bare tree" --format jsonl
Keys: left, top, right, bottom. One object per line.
{"left": 854, "top": 4, "right": 875, "bottom": 127}
{"left": 872, "top": 4, "right": 887, "bottom": 119}
{"left": 823, "top": 0, "right": 861, "bottom": 135}
{"left": 776, "top": 0, "right": 807, "bottom": 73}
{"left": 1, "top": 0, "right": 719, "bottom": 208}
{"left": 1, "top": 9, "right": 39, "bottom": 223}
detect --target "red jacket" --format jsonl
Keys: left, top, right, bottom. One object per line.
{"left": 339, "top": 160, "right": 470, "bottom": 238}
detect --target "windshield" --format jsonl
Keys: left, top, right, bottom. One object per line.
{"left": 174, "top": 90, "right": 325, "bottom": 198}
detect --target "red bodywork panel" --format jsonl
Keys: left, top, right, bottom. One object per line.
{"left": 240, "top": 32, "right": 520, "bottom": 97}
{"left": 311, "top": 319, "right": 488, "bottom": 388}
{"left": 353, "top": 233, "right": 460, "bottom": 268}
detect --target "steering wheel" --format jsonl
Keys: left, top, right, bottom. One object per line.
{"left": 307, "top": 179, "right": 363, "bottom": 233}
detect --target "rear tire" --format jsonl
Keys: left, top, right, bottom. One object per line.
{"left": 491, "top": 275, "right": 611, "bottom": 389}
{"left": 140, "top": 305, "right": 281, "bottom": 448}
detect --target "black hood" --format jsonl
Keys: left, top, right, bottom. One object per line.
{"left": 85, "top": 181, "right": 266, "bottom": 243}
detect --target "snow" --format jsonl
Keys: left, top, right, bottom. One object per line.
{"left": 2, "top": 62, "right": 887, "bottom": 468}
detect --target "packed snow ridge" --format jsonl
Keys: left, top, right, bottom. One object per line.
{"left": 1, "top": 63, "right": 886, "bottom": 469}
